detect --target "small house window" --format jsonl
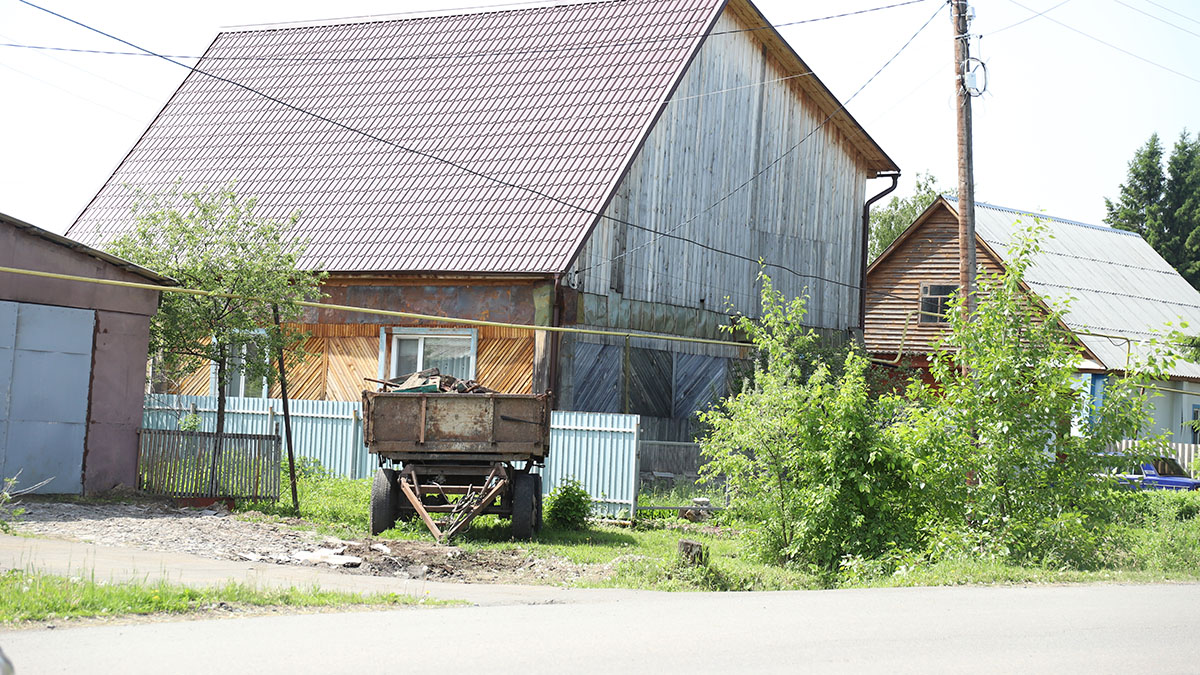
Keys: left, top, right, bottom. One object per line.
{"left": 385, "top": 329, "right": 476, "bottom": 380}
{"left": 209, "top": 341, "right": 267, "bottom": 399}
{"left": 919, "top": 283, "right": 958, "bottom": 324}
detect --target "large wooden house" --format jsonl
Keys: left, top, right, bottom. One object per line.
{"left": 67, "top": 0, "right": 899, "bottom": 438}
{"left": 865, "top": 197, "right": 1200, "bottom": 446}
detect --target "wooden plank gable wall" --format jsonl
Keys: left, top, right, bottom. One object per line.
{"left": 176, "top": 323, "right": 534, "bottom": 400}
{"left": 864, "top": 203, "right": 1005, "bottom": 358}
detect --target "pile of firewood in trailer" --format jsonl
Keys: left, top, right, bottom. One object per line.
{"left": 368, "top": 367, "right": 496, "bottom": 394}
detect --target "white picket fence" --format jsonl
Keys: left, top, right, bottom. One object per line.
{"left": 1110, "top": 439, "right": 1200, "bottom": 476}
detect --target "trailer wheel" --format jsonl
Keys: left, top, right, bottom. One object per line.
{"left": 511, "top": 472, "right": 536, "bottom": 540}
{"left": 533, "top": 473, "right": 544, "bottom": 533}
{"left": 370, "top": 468, "right": 399, "bottom": 535}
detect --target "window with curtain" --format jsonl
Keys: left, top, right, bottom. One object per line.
{"left": 389, "top": 333, "right": 474, "bottom": 380}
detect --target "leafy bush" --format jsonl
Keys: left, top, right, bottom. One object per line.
{"left": 1124, "top": 491, "right": 1200, "bottom": 571}
{"left": 699, "top": 274, "right": 922, "bottom": 573}
{"left": 0, "top": 475, "right": 26, "bottom": 535}
{"left": 545, "top": 478, "right": 593, "bottom": 530}
{"left": 289, "top": 456, "right": 331, "bottom": 481}
{"left": 903, "top": 222, "right": 1168, "bottom": 569}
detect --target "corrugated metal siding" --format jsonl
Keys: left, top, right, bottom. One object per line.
{"left": 966, "top": 199, "right": 1200, "bottom": 380}
{"left": 144, "top": 394, "right": 373, "bottom": 479}
{"left": 571, "top": 9, "right": 872, "bottom": 330}
{"left": 68, "top": 0, "right": 723, "bottom": 274}
{"left": 545, "top": 410, "right": 640, "bottom": 517}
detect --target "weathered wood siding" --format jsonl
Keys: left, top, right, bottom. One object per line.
{"left": 175, "top": 275, "right": 543, "bottom": 401}
{"left": 570, "top": 9, "right": 871, "bottom": 331}
{"left": 864, "top": 203, "right": 1005, "bottom": 356}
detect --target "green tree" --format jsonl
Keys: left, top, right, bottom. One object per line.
{"left": 868, "top": 172, "right": 947, "bottom": 261}
{"left": 108, "top": 186, "right": 325, "bottom": 478}
{"left": 904, "top": 223, "right": 1167, "bottom": 568}
{"left": 699, "top": 274, "right": 919, "bottom": 574}
{"left": 1106, "top": 131, "right": 1200, "bottom": 288}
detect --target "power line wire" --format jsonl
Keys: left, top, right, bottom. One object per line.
{"left": 1142, "top": 0, "right": 1200, "bottom": 27}
{"left": 1006, "top": 0, "right": 1200, "bottom": 85}
{"left": 4, "top": 0, "right": 931, "bottom": 64}
{"left": 1113, "top": 0, "right": 1200, "bottom": 40}
{"left": 19, "top": 0, "right": 912, "bottom": 300}
{"left": 986, "top": 0, "right": 1072, "bottom": 36}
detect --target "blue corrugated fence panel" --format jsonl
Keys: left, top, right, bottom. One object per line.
{"left": 546, "top": 410, "right": 639, "bottom": 518}
{"left": 144, "top": 394, "right": 368, "bottom": 480}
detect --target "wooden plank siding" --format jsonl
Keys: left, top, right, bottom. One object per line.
{"left": 175, "top": 323, "right": 534, "bottom": 401}
{"left": 863, "top": 202, "right": 1005, "bottom": 357}
{"left": 569, "top": 9, "right": 870, "bottom": 332}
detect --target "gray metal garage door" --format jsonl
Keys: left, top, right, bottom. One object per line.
{"left": 0, "top": 300, "right": 94, "bottom": 494}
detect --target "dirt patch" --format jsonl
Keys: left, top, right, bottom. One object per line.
{"left": 12, "top": 502, "right": 606, "bottom": 585}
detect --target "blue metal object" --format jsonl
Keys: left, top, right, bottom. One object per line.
{"left": 1118, "top": 457, "right": 1200, "bottom": 491}
{"left": 544, "top": 410, "right": 640, "bottom": 518}
{"left": 0, "top": 301, "right": 93, "bottom": 494}
{"left": 144, "top": 394, "right": 372, "bottom": 479}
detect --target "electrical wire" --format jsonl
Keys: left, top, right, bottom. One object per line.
{"left": 4, "top": 0, "right": 931, "bottom": 64}
{"left": 986, "top": 0, "right": 1072, "bottom": 36}
{"left": 1113, "top": 0, "right": 1200, "bottom": 40}
{"left": 19, "top": 0, "right": 918, "bottom": 302}
{"left": 580, "top": 2, "right": 944, "bottom": 275}
{"left": 1142, "top": 0, "right": 1200, "bottom": 27}
{"left": 1006, "top": 0, "right": 1200, "bottom": 85}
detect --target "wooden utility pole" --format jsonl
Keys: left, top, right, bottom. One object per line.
{"left": 953, "top": 0, "right": 976, "bottom": 320}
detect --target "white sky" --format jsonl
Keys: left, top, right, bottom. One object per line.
{"left": 1, "top": 0, "right": 1198, "bottom": 235}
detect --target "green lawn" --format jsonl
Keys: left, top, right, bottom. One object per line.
{"left": 0, "top": 569, "right": 451, "bottom": 624}
{"left": 235, "top": 472, "right": 1200, "bottom": 592}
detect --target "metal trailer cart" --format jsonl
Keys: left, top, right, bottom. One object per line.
{"left": 362, "top": 390, "right": 549, "bottom": 542}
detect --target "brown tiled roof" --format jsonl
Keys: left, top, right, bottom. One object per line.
{"left": 69, "top": 0, "right": 723, "bottom": 273}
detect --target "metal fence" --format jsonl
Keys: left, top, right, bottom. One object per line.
{"left": 144, "top": 394, "right": 373, "bottom": 479}
{"left": 138, "top": 428, "right": 280, "bottom": 500}
{"left": 544, "top": 411, "right": 640, "bottom": 518}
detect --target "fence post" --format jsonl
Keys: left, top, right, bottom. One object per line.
{"left": 353, "top": 407, "right": 363, "bottom": 479}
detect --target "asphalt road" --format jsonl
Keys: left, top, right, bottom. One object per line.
{"left": 4, "top": 582, "right": 1199, "bottom": 674}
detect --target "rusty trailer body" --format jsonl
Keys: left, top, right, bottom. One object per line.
{"left": 362, "top": 391, "right": 549, "bottom": 541}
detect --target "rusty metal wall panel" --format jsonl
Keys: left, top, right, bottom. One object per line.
{"left": 545, "top": 411, "right": 639, "bottom": 517}
{"left": 69, "top": 0, "right": 723, "bottom": 275}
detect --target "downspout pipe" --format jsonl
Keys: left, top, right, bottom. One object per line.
{"left": 859, "top": 172, "right": 901, "bottom": 331}
{"left": 549, "top": 273, "right": 563, "bottom": 410}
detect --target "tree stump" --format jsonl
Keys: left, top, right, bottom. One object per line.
{"left": 678, "top": 539, "right": 709, "bottom": 566}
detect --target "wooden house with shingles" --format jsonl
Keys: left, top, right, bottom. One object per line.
{"left": 67, "top": 0, "right": 899, "bottom": 438}
{"left": 865, "top": 196, "right": 1200, "bottom": 446}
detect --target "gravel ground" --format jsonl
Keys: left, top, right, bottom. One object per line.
{"left": 12, "top": 501, "right": 605, "bottom": 585}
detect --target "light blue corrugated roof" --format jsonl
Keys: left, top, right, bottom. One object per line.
{"left": 945, "top": 197, "right": 1200, "bottom": 379}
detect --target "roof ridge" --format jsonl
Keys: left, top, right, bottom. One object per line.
{"left": 222, "top": 0, "right": 644, "bottom": 33}
{"left": 943, "top": 195, "right": 1140, "bottom": 238}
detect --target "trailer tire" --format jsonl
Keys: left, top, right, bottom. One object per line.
{"left": 533, "top": 473, "right": 544, "bottom": 534}
{"left": 370, "top": 468, "right": 399, "bottom": 535}
{"left": 511, "top": 472, "right": 536, "bottom": 540}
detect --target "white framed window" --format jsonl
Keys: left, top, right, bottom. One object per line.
{"left": 209, "top": 341, "right": 268, "bottom": 399}
{"left": 378, "top": 327, "right": 477, "bottom": 380}
{"left": 919, "top": 283, "right": 958, "bottom": 324}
